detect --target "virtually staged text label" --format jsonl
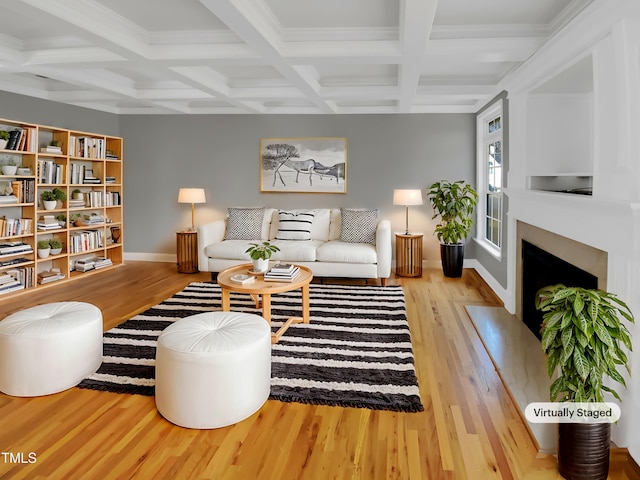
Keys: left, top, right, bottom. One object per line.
{"left": 525, "top": 402, "right": 621, "bottom": 423}
{"left": 1, "top": 452, "right": 37, "bottom": 464}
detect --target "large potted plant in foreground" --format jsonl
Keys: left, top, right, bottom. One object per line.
{"left": 427, "top": 179, "right": 478, "bottom": 277}
{"left": 535, "top": 284, "right": 634, "bottom": 480}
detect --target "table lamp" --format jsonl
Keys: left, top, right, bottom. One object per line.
{"left": 393, "top": 189, "right": 423, "bottom": 234}
{"left": 178, "top": 188, "right": 206, "bottom": 231}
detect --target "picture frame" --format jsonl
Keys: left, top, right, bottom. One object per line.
{"left": 260, "top": 137, "right": 347, "bottom": 193}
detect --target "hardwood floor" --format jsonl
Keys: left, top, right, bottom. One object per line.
{"left": 0, "top": 262, "right": 638, "bottom": 479}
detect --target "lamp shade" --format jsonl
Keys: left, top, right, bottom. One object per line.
{"left": 178, "top": 188, "right": 206, "bottom": 204}
{"left": 393, "top": 189, "right": 423, "bottom": 206}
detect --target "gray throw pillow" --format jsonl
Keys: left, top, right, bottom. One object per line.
{"left": 339, "top": 208, "right": 378, "bottom": 244}
{"left": 224, "top": 207, "right": 265, "bottom": 240}
{"left": 275, "top": 210, "right": 315, "bottom": 241}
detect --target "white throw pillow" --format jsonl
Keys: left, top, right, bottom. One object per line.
{"left": 275, "top": 210, "right": 315, "bottom": 241}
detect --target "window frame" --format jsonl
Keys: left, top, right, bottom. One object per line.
{"left": 476, "top": 99, "right": 504, "bottom": 259}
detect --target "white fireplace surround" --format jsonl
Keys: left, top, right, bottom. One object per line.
{"left": 472, "top": 0, "right": 640, "bottom": 461}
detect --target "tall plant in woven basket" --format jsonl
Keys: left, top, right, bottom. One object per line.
{"left": 535, "top": 284, "right": 634, "bottom": 480}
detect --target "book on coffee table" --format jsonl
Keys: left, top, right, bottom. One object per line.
{"left": 264, "top": 266, "right": 300, "bottom": 282}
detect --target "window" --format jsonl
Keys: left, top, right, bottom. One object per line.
{"left": 476, "top": 100, "right": 503, "bottom": 257}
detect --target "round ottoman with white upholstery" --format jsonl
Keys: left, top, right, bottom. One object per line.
{"left": 155, "top": 311, "right": 271, "bottom": 429}
{"left": 0, "top": 302, "right": 103, "bottom": 397}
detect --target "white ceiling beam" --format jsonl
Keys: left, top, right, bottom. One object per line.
{"left": 397, "top": 0, "right": 439, "bottom": 112}
{"left": 198, "top": 0, "right": 336, "bottom": 113}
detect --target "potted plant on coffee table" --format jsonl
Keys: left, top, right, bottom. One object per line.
{"left": 535, "top": 284, "right": 634, "bottom": 480}
{"left": 427, "top": 179, "right": 478, "bottom": 277}
{"left": 245, "top": 241, "right": 280, "bottom": 273}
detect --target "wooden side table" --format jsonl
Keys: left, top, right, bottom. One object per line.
{"left": 176, "top": 230, "right": 199, "bottom": 273}
{"left": 395, "top": 233, "right": 423, "bottom": 277}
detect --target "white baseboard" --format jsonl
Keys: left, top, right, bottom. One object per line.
{"left": 124, "top": 252, "right": 176, "bottom": 263}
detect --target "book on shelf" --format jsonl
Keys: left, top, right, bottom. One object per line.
{"left": 0, "top": 194, "right": 18, "bottom": 204}
{"left": 37, "top": 270, "right": 65, "bottom": 284}
{"left": 0, "top": 242, "right": 33, "bottom": 255}
{"left": 0, "top": 257, "right": 30, "bottom": 267}
{"left": 94, "top": 257, "right": 113, "bottom": 269}
{"left": 40, "top": 146, "right": 62, "bottom": 154}
{"left": 230, "top": 274, "right": 256, "bottom": 285}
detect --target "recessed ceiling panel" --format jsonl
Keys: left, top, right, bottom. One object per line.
{"left": 434, "top": 0, "right": 578, "bottom": 25}
{"left": 265, "top": 0, "right": 399, "bottom": 28}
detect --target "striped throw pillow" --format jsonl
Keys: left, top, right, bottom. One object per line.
{"left": 275, "top": 210, "right": 315, "bottom": 241}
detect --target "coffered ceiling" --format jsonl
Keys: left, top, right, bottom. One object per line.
{"left": 0, "top": 0, "right": 592, "bottom": 115}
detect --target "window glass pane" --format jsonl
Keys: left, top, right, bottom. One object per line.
{"left": 488, "top": 116, "right": 501, "bottom": 133}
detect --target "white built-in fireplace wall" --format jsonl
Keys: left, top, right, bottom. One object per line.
{"left": 505, "top": 188, "right": 640, "bottom": 452}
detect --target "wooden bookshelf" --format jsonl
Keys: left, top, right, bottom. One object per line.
{"left": 0, "top": 117, "right": 123, "bottom": 299}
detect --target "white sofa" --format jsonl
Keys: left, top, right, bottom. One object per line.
{"left": 197, "top": 208, "right": 391, "bottom": 285}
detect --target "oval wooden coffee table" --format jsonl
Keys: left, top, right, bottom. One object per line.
{"left": 217, "top": 264, "right": 313, "bottom": 344}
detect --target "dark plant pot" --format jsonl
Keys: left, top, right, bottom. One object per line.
{"left": 440, "top": 243, "right": 464, "bottom": 278}
{"left": 558, "top": 422, "right": 611, "bottom": 480}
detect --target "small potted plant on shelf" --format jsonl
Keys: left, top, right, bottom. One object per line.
{"left": 535, "top": 284, "right": 635, "bottom": 480}
{"left": 37, "top": 240, "right": 51, "bottom": 259}
{"left": 56, "top": 214, "right": 66, "bottom": 228}
{"left": 48, "top": 238, "right": 63, "bottom": 255}
{"left": 71, "top": 188, "right": 83, "bottom": 200}
{"left": 0, "top": 130, "right": 9, "bottom": 150}
{"left": 40, "top": 191, "right": 57, "bottom": 210}
{"left": 1, "top": 159, "right": 18, "bottom": 176}
{"left": 245, "top": 241, "right": 280, "bottom": 273}
{"left": 427, "top": 179, "right": 478, "bottom": 278}
{"left": 52, "top": 187, "right": 67, "bottom": 208}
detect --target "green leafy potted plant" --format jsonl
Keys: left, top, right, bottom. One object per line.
{"left": 52, "top": 187, "right": 67, "bottom": 208}
{"left": 40, "top": 191, "right": 57, "bottom": 210}
{"left": 37, "top": 239, "right": 51, "bottom": 259}
{"left": 245, "top": 241, "right": 280, "bottom": 273}
{"left": 0, "top": 130, "right": 9, "bottom": 150}
{"left": 48, "top": 238, "right": 63, "bottom": 255}
{"left": 427, "top": 179, "right": 478, "bottom": 277}
{"left": 535, "top": 284, "right": 634, "bottom": 480}
{"left": 71, "top": 188, "right": 83, "bottom": 200}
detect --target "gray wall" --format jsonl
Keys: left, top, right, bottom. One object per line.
{"left": 0, "top": 91, "right": 119, "bottom": 136}
{"left": 120, "top": 114, "right": 476, "bottom": 259}
{"left": 0, "top": 89, "right": 477, "bottom": 262}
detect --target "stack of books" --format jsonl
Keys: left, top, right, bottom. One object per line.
{"left": 38, "top": 270, "right": 65, "bottom": 284}
{"left": 0, "top": 273, "right": 23, "bottom": 295}
{"left": 38, "top": 215, "right": 60, "bottom": 231}
{"left": 94, "top": 257, "right": 113, "bottom": 269}
{"left": 74, "top": 258, "right": 95, "bottom": 272}
{"left": 40, "top": 145, "right": 62, "bottom": 155}
{"left": 0, "top": 242, "right": 33, "bottom": 257}
{"left": 264, "top": 263, "right": 300, "bottom": 282}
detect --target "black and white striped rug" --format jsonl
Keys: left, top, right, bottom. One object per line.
{"left": 78, "top": 282, "right": 424, "bottom": 412}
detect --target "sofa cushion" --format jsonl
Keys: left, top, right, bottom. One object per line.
{"left": 269, "top": 209, "right": 331, "bottom": 241}
{"left": 316, "top": 241, "right": 377, "bottom": 264}
{"left": 270, "top": 240, "right": 323, "bottom": 262}
{"left": 339, "top": 208, "right": 378, "bottom": 244}
{"left": 224, "top": 207, "right": 265, "bottom": 240}
{"left": 275, "top": 210, "right": 315, "bottom": 241}
{"left": 205, "top": 240, "right": 255, "bottom": 260}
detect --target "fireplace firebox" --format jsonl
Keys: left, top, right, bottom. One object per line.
{"left": 521, "top": 240, "right": 598, "bottom": 340}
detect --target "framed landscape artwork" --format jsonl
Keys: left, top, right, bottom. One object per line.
{"left": 260, "top": 137, "right": 347, "bottom": 193}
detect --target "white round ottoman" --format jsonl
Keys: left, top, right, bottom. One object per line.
{"left": 0, "top": 302, "right": 103, "bottom": 397}
{"left": 155, "top": 311, "right": 271, "bottom": 429}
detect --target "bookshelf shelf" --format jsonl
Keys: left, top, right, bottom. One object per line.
{"left": 0, "top": 117, "right": 123, "bottom": 299}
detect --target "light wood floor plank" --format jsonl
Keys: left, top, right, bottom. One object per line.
{"left": 0, "top": 262, "right": 637, "bottom": 479}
